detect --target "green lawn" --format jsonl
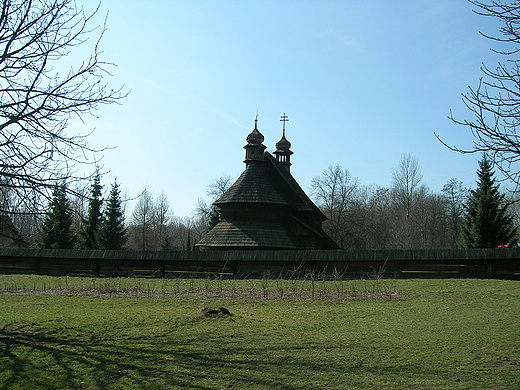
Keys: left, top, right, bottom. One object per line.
{"left": 0, "top": 276, "right": 519, "bottom": 389}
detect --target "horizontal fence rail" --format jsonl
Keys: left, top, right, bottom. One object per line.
{"left": 0, "top": 248, "right": 519, "bottom": 279}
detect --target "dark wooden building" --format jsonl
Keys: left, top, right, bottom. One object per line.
{"left": 196, "top": 117, "right": 338, "bottom": 250}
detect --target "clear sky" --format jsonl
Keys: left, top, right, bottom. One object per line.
{"left": 69, "top": 0, "right": 505, "bottom": 217}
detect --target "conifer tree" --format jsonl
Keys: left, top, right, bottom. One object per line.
{"left": 38, "top": 184, "right": 76, "bottom": 249}
{"left": 80, "top": 170, "right": 103, "bottom": 249}
{"left": 459, "top": 156, "right": 517, "bottom": 248}
{"left": 98, "top": 180, "right": 127, "bottom": 250}
{"left": 160, "top": 235, "right": 173, "bottom": 251}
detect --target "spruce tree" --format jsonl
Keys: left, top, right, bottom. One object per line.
{"left": 459, "top": 156, "right": 517, "bottom": 248}
{"left": 80, "top": 170, "right": 103, "bottom": 249}
{"left": 208, "top": 206, "right": 221, "bottom": 232}
{"left": 38, "top": 185, "right": 76, "bottom": 249}
{"left": 160, "top": 235, "right": 172, "bottom": 251}
{"left": 98, "top": 180, "right": 127, "bottom": 250}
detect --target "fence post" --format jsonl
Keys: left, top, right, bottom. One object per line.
{"left": 487, "top": 262, "right": 493, "bottom": 278}
{"left": 160, "top": 262, "right": 165, "bottom": 278}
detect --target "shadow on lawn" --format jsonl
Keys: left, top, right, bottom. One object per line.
{"left": 0, "top": 322, "right": 455, "bottom": 390}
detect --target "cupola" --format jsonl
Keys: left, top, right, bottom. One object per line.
{"left": 274, "top": 113, "right": 293, "bottom": 172}
{"left": 244, "top": 117, "right": 266, "bottom": 164}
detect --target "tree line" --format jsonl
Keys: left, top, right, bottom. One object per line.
{"left": 311, "top": 153, "right": 517, "bottom": 250}
{"left": 25, "top": 151, "right": 517, "bottom": 251}
{"left": 20, "top": 171, "right": 207, "bottom": 251}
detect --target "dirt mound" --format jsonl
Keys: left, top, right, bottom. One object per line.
{"left": 199, "top": 307, "right": 232, "bottom": 317}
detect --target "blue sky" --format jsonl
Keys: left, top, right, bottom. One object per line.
{"left": 70, "top": 0, "right": 505, "bottom": 217}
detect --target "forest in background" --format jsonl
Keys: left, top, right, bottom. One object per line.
{"left": 5, "top": 151, "right": 517, "bottom": 252}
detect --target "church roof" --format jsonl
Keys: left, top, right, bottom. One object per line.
{"left": 263, "top": 152, "right": 325, "bottom": 217}
{"left": 215, "top": 159, "right": 287, "bottom": 206}
{"left": 215, "top": 151, "right": 325, "bottom": 220}
{"left": 195, "top": 221, "right": 299, "bottom": 249}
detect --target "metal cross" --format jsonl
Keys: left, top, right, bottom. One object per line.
{"left": 280, "top": 113, "right": 289, "bottom": 135}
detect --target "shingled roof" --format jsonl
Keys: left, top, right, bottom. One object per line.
{"left": 214, "top": 162, "right": 287, "bottom": 206}
{"left": 194, "top": 221, "right": 299, "bottom": 249}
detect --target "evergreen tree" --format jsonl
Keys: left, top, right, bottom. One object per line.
{"left": 208, "top": 206, "right": 221, "bottom": 231}
{"left": 459, "top": 156, "right": 517, "bottom": 248}
{"left": 80, "top": 170, "right": 103, "bottom": 249}
{"left": 38, "top": 184, "right": 76, "bottom": 249}
{"left": 98, "top": 180, "right": 127, "bottom": 250}
{"left": 160, "top": 235, "right": 173, "bottom": 251}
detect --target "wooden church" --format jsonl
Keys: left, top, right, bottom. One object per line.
{"left": 196, "top": 116, "right": 338, "bottom": 250}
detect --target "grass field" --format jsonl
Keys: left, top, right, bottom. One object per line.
{"left": 0, "top": 275, "right": 519, "bottom": 389}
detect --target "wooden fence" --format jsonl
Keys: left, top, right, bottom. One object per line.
{"left": 0, "top": 248, "right": 519, "bottom": 279}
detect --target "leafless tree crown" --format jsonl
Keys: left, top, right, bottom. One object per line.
{"left": 439, "top": 0, "right": 520, "bottom": 185}
{"left": 0, "top": 0, "right": 125, "bottom": 214}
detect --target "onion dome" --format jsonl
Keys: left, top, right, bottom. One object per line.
{"left": 275, "top": 134, "right": 291, "bottom": 151}
{"left": 246, "top": 118, "right": 264, "bottom": 145}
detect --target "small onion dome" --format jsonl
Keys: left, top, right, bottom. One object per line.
{"left": 246, "top": 118, "right": 264, "bottom": 145}
{"left": 246, "top": 128, "right": 264, "bottom": 145}
{"left": 275, "top": 134, "right": 291, "bottom": 151}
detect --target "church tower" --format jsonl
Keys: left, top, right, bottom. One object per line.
{"left": 244, "top": 116, "right": 266, "bottom": 165}
{"left": 274, "top": 113, "right": 293, "bottom": 172}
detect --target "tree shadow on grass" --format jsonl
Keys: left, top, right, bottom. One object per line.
{"left": 0, "top": 322, "right": 480, "bottom": 390}
{"left": 0, "top": 323, "right": 213, "bottom": 390}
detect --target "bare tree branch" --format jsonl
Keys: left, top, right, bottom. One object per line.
{"left": 440, "top": 0, "right": 520, "bottom": 185}
{"left": 0, "top": 0, "right": 126, "bottom": 216}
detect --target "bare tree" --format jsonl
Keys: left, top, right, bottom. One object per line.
{"left": 391, "top": 153, "right": 428, "bottom": 219}
{"left": 9, "top": 196, "right": 39, "bottom": 245}
{"left": 362, "top": 186, "right": 394, "bottom": 249}
{"left": 206, "top": 175, "right": 232, "bottom": 199}
{"left": 130, "top": 188, "right": 154, "bottom": 250}
{"left": 442, "top": 178, "right": 467, "bottom": 246}
{"left": 390, "top": 154, "right": 431, "bottom": 249}
{"left": 0, "top": 0, "right": 124, "bottom": 215}
{"left": 310, "top": 165, "right": 360, "bottom": 249}
{"left": 195, "top": 175, "right": 232, "bottom": 232}
{"left": 153, "top": 190, "right": 173, "bottom": 248}
{"left": 414, "top": 194, "right": 450, "bottom": 249}
{"left": 438, "top": 1, "right": 520, "bottom": 184}
{"left": 169, "top": 216, "right": 198, "bottom": 250}
{"left": 309, "top": 162, "right": 467, "bottom": 250}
